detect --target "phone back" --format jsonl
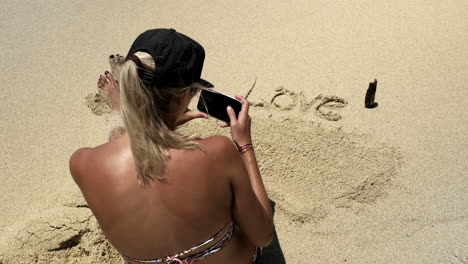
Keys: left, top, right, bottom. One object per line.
{"left": 197, "top": 89, "right": 242, "bottom": 124}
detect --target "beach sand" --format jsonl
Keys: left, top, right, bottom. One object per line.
{"left": 0, "top": 0, "right": 467, "bottom": 263}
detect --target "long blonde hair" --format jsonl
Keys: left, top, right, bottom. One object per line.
{"left": 119, "top": 51, "right": 204, "bottom": 185}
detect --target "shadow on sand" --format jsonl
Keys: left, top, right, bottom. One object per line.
{"left": 256, "top": 200, "right": 286, "bottom": 264}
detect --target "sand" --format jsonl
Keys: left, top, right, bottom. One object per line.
{"left": 0, "top": 0, "right": 467, "bottom": 263}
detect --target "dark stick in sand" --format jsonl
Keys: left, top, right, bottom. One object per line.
{"left": 365, "top": 79, "right": 378, "bottom": 108}
{"left": 245, "top": 77, "right": 257, "bottom": 99}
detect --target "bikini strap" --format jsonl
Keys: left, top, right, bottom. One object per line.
{"left": 175, "top": 221, "right": 234, "bottom": 264}
{"left": 121, "top": 220, "right": 234, "bottom": 263}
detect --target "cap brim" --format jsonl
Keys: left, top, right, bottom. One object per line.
{"left": 199, "top": 78, "right": 214, "bottom": 88}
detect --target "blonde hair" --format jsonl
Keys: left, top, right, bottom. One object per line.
{"left": 119, "top": 51, "right": 205, "bottom": 185}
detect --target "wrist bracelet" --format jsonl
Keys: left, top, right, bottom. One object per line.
{"left": 238, "top": 143, "right": 253, "bottom": 154}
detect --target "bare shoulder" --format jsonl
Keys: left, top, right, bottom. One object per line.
{"left": 69, "top": 147, "right": 93, "bottom": 185}
{"left": 197, "top": 135, "right": 238, "bottom": 158}
{"left": 69, "top": 142, "right": 111, "bottom": 184}
{"left": 196, "top": 136, "right": 244, "bottom": 180}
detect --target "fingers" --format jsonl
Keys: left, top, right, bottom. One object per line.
{"left": 189, "top": 111, "right": 208, "bottom": 119}
{"left": 234, "top": 95, "right": 250, "bottom": 122}
{"left": 182, "top": 111, "right": 208, "bottom": 121}
{"left": 188, "top": 108, "right": 207, "bottom": 118}
{"left": 226, "top": 106, "right": 237, "bottom": 125}
{"left": 175, "top": 110, "right": 209, "bottom": 127}
{"left": 219, "top": 122, "right": 229, "bottom": 128}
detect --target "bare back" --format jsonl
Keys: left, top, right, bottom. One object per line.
{"left": 70, "top": 134, "right": 256, "bottom": 264}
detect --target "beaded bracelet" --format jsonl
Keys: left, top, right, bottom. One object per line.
{"left": 238, "top": 143, "right": 253, "bottom": 154}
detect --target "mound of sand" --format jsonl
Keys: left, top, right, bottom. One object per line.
{"left": 182, "top": 111, "right": 402, "bottom": 224}
{"left": 0, "top": 198, "right": 121, "bottom": 264}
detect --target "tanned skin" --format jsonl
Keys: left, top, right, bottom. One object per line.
{"left": 69, "top": 72, "right": 273, "bottom": 264}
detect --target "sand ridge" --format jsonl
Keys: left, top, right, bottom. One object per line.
{"left": 0, "top": 205, "right": 122, "bottom": 264}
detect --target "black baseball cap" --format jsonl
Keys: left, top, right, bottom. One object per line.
{"left": 125, "top": 28, "right": 213, "bottom": 89}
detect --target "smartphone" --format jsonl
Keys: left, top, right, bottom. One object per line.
{"left": 197, "top": 89, "right": 242, "bottom": 124}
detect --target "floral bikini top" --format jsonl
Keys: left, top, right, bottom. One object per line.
{"left": 121, "top": 220, "right": 234, "bottom": 264}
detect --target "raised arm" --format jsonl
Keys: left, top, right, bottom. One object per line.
{"left": 223, "top": 95, "right": 273, "bottom": 247}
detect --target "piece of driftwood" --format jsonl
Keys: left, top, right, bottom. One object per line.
{"left": 365, "top": 79, "right": 378, "bottom": 108}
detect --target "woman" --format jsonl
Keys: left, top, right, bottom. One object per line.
{"left": 69, "top": 29, "right": 273, "bottom": 264}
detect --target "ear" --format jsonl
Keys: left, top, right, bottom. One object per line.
{"left": 174, "top": 87, "right": 192, "bottom": 105}
{"left": 182, "top": 87, "right": 194, "bottom": 100}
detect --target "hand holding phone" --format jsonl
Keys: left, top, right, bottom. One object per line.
{"left": 197, "top": 89, "right": 242, "bottom": 124}
{"left": 196, "top": 90, "right": 252, "bottom": 146}
{"left": 224, "top": 95, "right": 252, "bottom": 147}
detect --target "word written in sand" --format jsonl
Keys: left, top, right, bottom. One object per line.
{"left": 250, "top": 87, "right": 348, "bottom": 121}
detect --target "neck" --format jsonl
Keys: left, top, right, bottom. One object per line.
{"left": 163, "top": 115, "right": 178, "bottom": 131}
